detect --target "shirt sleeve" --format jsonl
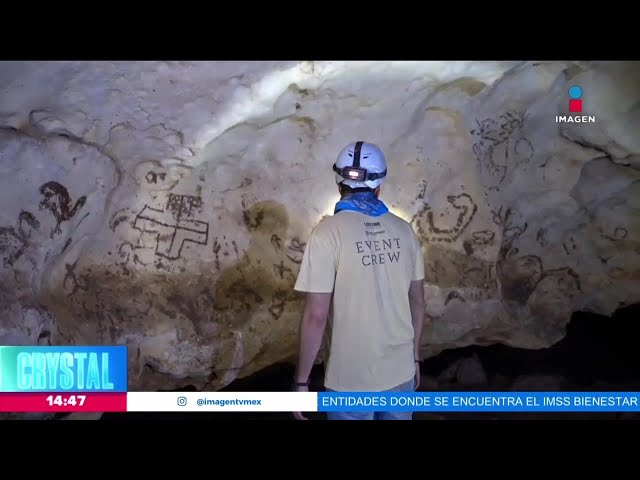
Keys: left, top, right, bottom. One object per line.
{"left": 294, "top": 224, "right": 337, "bottom": 293}
{"left": 412, "top": 231, "right": 425, "bottom": 282}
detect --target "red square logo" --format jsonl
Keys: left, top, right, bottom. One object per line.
{"left": 569, "top": 99, "right": 582, "bottom": 113}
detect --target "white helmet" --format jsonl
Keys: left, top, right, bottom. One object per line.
{"left": 333, "top": 141, "right": 387, "bottom": 190}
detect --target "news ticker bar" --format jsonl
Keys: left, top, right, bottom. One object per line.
{"left": 1, "top": 392, "right": 639, "bottom": 413}
{"left": 1, "top": 347, "right": 638, "bottom": 414}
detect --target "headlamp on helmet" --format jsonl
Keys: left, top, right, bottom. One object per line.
{"left": 333, "top": 140, "right": 388, "bottom": 189}
{"left": 332, "top": 164, "right": 386, "bottom": 182}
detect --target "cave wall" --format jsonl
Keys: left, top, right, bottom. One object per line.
{"left": 0, "top": 60, "right": 638, "bottom": 391}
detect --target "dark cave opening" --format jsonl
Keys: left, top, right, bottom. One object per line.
{"left": 101, "top": 303, "right": 640, "bottom": 421}
{"left": 422, "top": 303, "right": 640, "bottom": 391}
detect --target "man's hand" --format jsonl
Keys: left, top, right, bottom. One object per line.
{"left": 292, "top": 384, "right": 309, "bottom": 420}
{"left": 414, "top": 361, "right": 421, "bottom": 391}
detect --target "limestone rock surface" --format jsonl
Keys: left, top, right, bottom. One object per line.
{"left": 0, "top": 60, "right": 638, "bottom": 391}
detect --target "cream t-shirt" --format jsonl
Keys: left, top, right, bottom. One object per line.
{"left": 294, "top": 209, "right": 425, "bottom": 391}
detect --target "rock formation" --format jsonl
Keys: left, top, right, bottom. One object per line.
{"left": 0, "top": 60, "right": 638, "bottom": 391}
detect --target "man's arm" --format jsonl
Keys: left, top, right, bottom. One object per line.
{"left": 409, "top": 230, "right": 426, "bottom": 360}
{"left": 408, "top": 279, "right": 425, "bottom": 361}
{"left": 294, "top": 292, "right": 332, "bottom": 384}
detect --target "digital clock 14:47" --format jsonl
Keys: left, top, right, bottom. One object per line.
{"left": 46, "top": 394, "right": 87, "bottom": 407}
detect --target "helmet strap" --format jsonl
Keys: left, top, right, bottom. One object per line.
{"left": 352, "top": 141, "right": 364, "bottom": 168}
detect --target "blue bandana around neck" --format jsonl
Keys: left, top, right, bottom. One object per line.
{"left": 334, "top": 191, "right": 389, "bottom": 217}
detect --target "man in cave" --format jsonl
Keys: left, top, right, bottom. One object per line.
{"left": 291, "top": 140, "right": 426, "bottom": 420}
